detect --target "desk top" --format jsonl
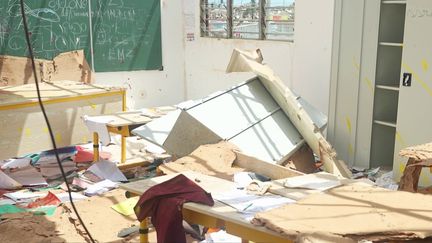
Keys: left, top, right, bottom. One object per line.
{"left": 120, "top": 171, "right": 290, "bottom": 240}
{"left": 92, "top": 111, "right": 153, "bottom": 127}
{"left": 0, "top": 80, "right": 123, "bottom": 106}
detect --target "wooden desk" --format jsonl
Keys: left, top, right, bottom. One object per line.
{"left": 90, "top": 111, "right": 152, "bottom": 164}
{"left": 120, "top": 171, "right": 293, "bottom": 243}
{"left": 0, "top": 81, "right": 124, "bottom": 160}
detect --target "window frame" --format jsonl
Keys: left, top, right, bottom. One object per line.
{"left": 200, "top": 0, "right": 294, "bottom": 42}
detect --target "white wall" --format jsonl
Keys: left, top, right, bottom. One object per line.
{"left": 94, "top": 0, "right": 186, "bottom": 110}
{"left": 183, "top": 0, "right": 294, "bottom": 100}
{"left": 292, "top": 0, "right": 335, "bottom": 115}
{"left": 94, "top": 0, "right": 336, "bottom": 117}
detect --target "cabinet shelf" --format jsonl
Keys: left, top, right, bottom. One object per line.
{"left": 379, "top": 42, "right": 403, "bottom": 47}
{"left": 382, "top": 1, "right": 406, "bottom": 4}
{"left": 376, "top": 84, "right": 400, "bottom": 91}
{"left": 373, "top": 119, "right": 397, "bottom": 128}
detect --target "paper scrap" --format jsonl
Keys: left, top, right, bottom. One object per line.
{"left": 4, "top": 191, "right": 43, "bottom": 202}
{"left": 214, "top": 189, "right": 295, "bottom": 220}
{"left": 27, "top": 192, "right": 61, "bottom": 208}
{"left": 0, "top": 198, "right": 16, "bottom": 206}
{"left": 83, "top": 115, "right": 113, "bottom": 145}
{"left": 111, "top": 197, "right": 139, "bottom": 216}
{"left": 84, "top": 179, "right": 118, "bottom": 196}
{"left": 284, "top": 172, "right": 341, "bottom": 191}
{"left": 0, "top": 170, "right": 21, "bottom": 190}
{"left": 1, "top": 158, "right": 31, "bottom": 169}
{"left": 55, "top": 192, "right": 88, "bottom": 203}
{"left": 87, "top": 160, "right": 127, "bottom": 182}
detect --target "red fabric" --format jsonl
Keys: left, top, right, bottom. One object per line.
{"left": 73, "top": 146, "right": 111, "bottom": 163}
{"left": 134, "top": 174, "right": 214, "bottom": 243}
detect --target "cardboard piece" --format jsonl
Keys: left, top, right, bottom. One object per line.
{"left": 254, "top": 183, "right": 432, "bottom": 241}
{"left": 0, "top": 50, "right": 94, "bottom": 86}
{"left": 159, "top": 141, "right": 244, "bottom": 180}
{"left": 226, "top": 49, "right": 351, "bottom": 178}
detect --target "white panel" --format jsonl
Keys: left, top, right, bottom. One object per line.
{"left": 187, "top": 79, "right": 279, "bottom": 139}
{"left": 394, "top": 0, "right": 432, "bottom": 185}
{"left": 229, "top": 110, "right": 303, "bottom": 163}
{"left": 131, "top": 109, "right": 181, "bottom": 146}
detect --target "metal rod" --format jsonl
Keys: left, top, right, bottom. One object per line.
{"left": 88, "top": 0, "right": 95, "bottom": 71}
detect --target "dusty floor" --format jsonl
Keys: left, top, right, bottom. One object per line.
{"left": 0, "top": 188, "right": 202, "bottom": 243}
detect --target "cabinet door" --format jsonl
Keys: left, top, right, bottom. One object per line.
{"left": 394, "top": 0, "right": 432, "bottom": 185}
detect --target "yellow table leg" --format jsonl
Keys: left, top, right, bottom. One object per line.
{"left": 121, "top": 135, "right": 127, "bottom": 164}
{"left": 140, "top": 218, "right": 149, "bottom": 243}
{"left": 93, "top": 132, "right": 99, "bottom": 162}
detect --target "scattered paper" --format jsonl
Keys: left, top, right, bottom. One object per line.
{"left": 233, "top": 172, "right": 253, "bottom": 188}
{"left": 111, "top": 197, "right": 139, "bottom": 216}
{"left": 7, "top": 167, "right": 47, "bottom": 187}
{"left": 0, "top": 170, "right": 21, "bottom": 190}
{"left": 83, "top": 115, "right": 113, "bottom": 145}
{"left": 4, "top": 191, "right": 43, "bottom": 202}
{"left": 284, "top": 172, "right": 342, "bottom": 191}
{"left": 55, "top": 192, "right": 88, "bottom": 203}
{"left": 84, "top": 179, "right": 118, "bottom": 196}
{"left": 214, "top": 189, "right": 295, "bottom": 220}
{"left": 144, "top": 142, "right": 166, "bottom": 154}
{"left": 87, "top": 160, "right": 127, "bottom": 182}
{"left": 1, "top": 158, "right": 31, "bottom": 169}
{"left": 205, "top": 230, "right": 241, "bottom": 243}
{"left": 0, "top": 198, "right": 16, "bottom": 206}
{"left": 27, "top": 192, "right": 61, "bottom": 208}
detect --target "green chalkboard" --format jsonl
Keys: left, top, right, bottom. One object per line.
{"left": 0, "top": 0, "right": 162, "bottom": 72}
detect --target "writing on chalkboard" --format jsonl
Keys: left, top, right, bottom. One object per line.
{"left": 0, "top": 0, "right": 162, "bottom": 72}
{"left": 407, "top": 8, "right": 432, "bottom": 18}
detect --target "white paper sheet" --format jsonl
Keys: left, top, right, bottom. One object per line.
{"left": 1, "top": 158, "right": 31, "bottom": 169}
{"left": 84, "top": 179, "right": 118, "bottom": 196}
{"left": 87, "top": 160, "right": 127, "bottom": 182}
{"left": 283, "top": 172, "right": 342, "bottom": 191}
{"left": 83, "top": 115, "right": 113, "bottom": 146}
{"left": 0, "top": 198, "right": 16, "bottom": 205}
{"left": 0, "top": 170, "right": 21, "bottom": 190}
{"left": 214, "top": 189, "right": 295, "bottom": 220}
{"left": 55, "top": 192, "right": 88, "bottom": 203}
{"left": 4, "top": 191, "right": 44, "bottom": 202}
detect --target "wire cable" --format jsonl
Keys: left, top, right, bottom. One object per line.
{"left": 18, "top": 1, "right": 95, "bottom": 242}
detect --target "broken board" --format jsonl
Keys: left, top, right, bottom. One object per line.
{"left": 226, "top": 49, "right": 351, "bottom": 178}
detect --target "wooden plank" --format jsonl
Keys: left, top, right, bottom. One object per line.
{"left": 226, "top": 49, "right": 352, "bottom": 178}
{"left": 0, "top": 80, "right": 122, "bottom": 107}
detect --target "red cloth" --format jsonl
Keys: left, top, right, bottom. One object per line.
{"left": 134, "top": 174, "right": 214, "bottom": 243}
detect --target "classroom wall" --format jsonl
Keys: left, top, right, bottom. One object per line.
{"left": 182, "top": 0, "right": 294, "bottom": 101}
{"left": 95, "top": 0, "right": 336, "bottom": 116}
{"left": 292, "top": 0, "right": 335, "bottom": 115}
{"left": 183, "top": 0, "right": 335, "bottom": 116}
{"left": 94, "top": 0, "right": 186, "bottom": 109}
